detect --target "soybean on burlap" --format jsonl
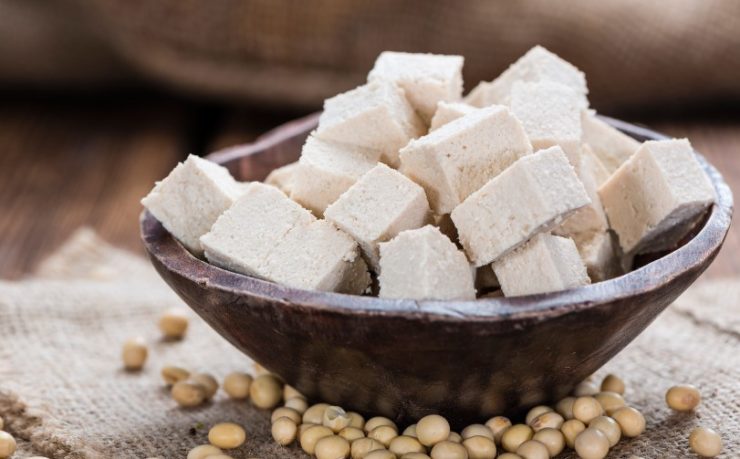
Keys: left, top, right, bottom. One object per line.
{"left": 0, "top": 229, "right": 738, "bottom": 458}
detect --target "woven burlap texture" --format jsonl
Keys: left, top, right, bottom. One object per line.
{"left": 0, "top": 228, "right": 738, "bottom": 458}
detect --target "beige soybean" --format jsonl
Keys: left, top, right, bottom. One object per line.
{"left": 485, "top": 416, "right": 512, "bottom": 444}
{"left": 666, "top": 384, "right": 701, "bottom": 412}
{"left": 285, "top": 396, "right": 309, "bottom": 414}
{"left": 271, "top": 407, "right": 301, "bottom": 424}
{"left": 304, "top": 403, "right": 330, "bottom": 424}
{"left": 350, "top": 437, "right": 385, "bottom": 459}
{"left": 158, "top": 307, "right": 189, "bottom": 339}
{"left": 525, "top": 406, "right": 552, "bottom": 425}
{"left": 172, "top": 380, "right": 207, "bottom": 407}
{"left": 401, "top": 454, "right": 431, "bottom": 459}
{"left": 560, "top": 419, "right": 586, "bottom": 449}
{"left": 515, "top": 439, "right": 549, "bottom": 459}
{"left": 403, "top": 424, "right": 418, "bottom": 438}
{"left": 555, "top": 397, "right": 575, "bottom": 419}
{"left": 205, "top": 455, "right": 235, "bottom": 459}
{"left": 573, "top": 381, "right": 599, "bottom": 396}
{"left": 122, "top": 337, "right": 148, "bottom": 370}
{"left": 299, "top": 423, "right": 318, "bottom": 436}
{"left": 462, "top": 435, "right": 496, "bottom": 459}
{"left": 500, "top": 424, "right": 533, "bottom": 452}
{"left": 532, "top": 428, "right": 565, "bottom": 457}
{"left": 461, "top": 424, "right": 493, "bottom": 440}
{"left": 187, "top": 444, "right": 222, "bottom": 459}
{"left": 191, "top": 373, "right": 218, "bottom": 399}
{"left": 530, "top": 411, "right": 564, "bottom": 432}
{"left": 161, "top": 365, "right": 190, "bottom": 385}
{"left": 389, "top": 435, "right": 425, "bottom": 455}
{"left": 339, "top": 426, "right": 365, "bottom": 442}
{"left": 315, "top": 435, "right": 351, "bottom": 459}
{"left": 223, "top": 372, "right": 252, "bottom": 399}
{"left": 0, "top": 431, "right": 17, "bottom": 459}
{"left": 574, "top": 428, "right": 609, "bottom": 459}
{"left": 272, "top": 417, "right": 298, "bottom": 445}
{"left": 283, "top": 384, "right": 303, "bottom": 400}
{"left": 324, "top": 405, "right": 352, "bottom": 432}
{"left": 364, "top": 451, "right": 397, "bottom": 459}
{"left": 593, "top": 391, "right": 625, "bottom": 415}
{"left": 208, "top": 422, "right": 246, "bottom": 449}
{"left": 417, "top": 414, "right": 451, "bottom": 446}
{"left": 300, "top": 425, "right": 334, "bottom": 455}
{"left": 572, "top": 396, "right": 603, "bottom": 424}
{"left": 348, "top": 412, "right": 366, "bottom": 429}
{"left": 364, "top": 416, "right": 397, "bottom": 433}
{"left": 689, "top": 426, "right": 723, "bottom": 457}
{"left": 611, "top": 406, "right": 645, "bottom": 437}
{"left": 250, "top": 374, "right": 283, "bottom": 409}
{"left": 600, "top": 374, "right": 625, "bottom": 394}
{"left": 447, "top": 431, "right": 462, "bottom": 443}
{"left": 0, "top": 415, "right": 3, "bottom": 429}
{"left": 497, "top": 455, "right": 523, "bottom": 459}
{"left": 430, "top": 440, "right": 469, "bottom": 459}
{"left": 588, "top": 416, "right": 621, "bottom": 447}
{"left": 369, "top": 425, "right": 398, "bottom": 447}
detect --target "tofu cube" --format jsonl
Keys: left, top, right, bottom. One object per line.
{"left": 324, "top": 163, "right": 431, "bottom": 270}
{"left": 465, "top": 45, "right": 588, "bottom": 107}
{"left": 582, "top": 112, "right": 640, "bottom": 174}
{"left": 510, "top": 81, "right": 585, "bottom": 169}
{"left": 316, "top": 80, "right": 425, "bottom": 166}
{"left": 265, "top": 161, "right": 300, "bottom": 195}
{"left": 573, "top": 231, "right": 621, "bottom": 282}
{"left": 200, "top": 183, "right": 369, "bottom": 293}
{"left": 429, "top": 101, "right": 477, "bottom": 131}
{"left": 598, "top": 139, "right": 716, "bottom": 254}
{"left": 554, "top": 149, "right": 609, "bottom": 237}
{"left": 368, "top": 51, "right": 464, "bottom": 123}
{"left": 400, "top": 105, "right": 533, "bottom": 215}
{"left": 583, "top": 144, "right": 612, "bottom": 187}
{"left": 141, "top": 154, "right": 245, "bottom": 255}
{"left": 451, "top": 146, "right": 591, "bottom": 266}
{"left": 378, "top": 225, "right": 475, "bottom": 300}
{"left": 290, "top": 136, "right": 380, "bottom": 216}
{"left": 493, "top": 233, "right": 590, "bottom": 297}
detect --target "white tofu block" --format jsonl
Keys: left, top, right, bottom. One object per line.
{"left": 290, "top": 136, "right": 380, "bottom": 216}
{"left": 316, "top": 80, "right": 425, "bottom": 166}
{"left": 573, "top": 231, "right": 621, "bottom": 282}
{"left": 400, "top": 105, "right": 533, "bottom": 215}
{"left": 368, "top": 51, "right": 464, "bottom": 123}
{"left": 141, "top": 154, "right": 245, "bottom": 255}
{"left": 378, "top": 225, "right": 475, "bottom": 300}
{"left": 493, "top": 233, "right": 590, "bottom": 297}
{"left": 451, "top": 146, "right": 591, "bottom": 266}
{"left": 554, "top": 150, "right": 609, "bottom": 237}
{"left": 265, "top": 161, "right": 300, "bottom": 195}
{"left": 598, "top": 139, "right": 716, "bottom": 254}
{"left": 510, "top": 81, "right": 584, "bottom": 169}
{"left": 583, "top": 144, "right": 612, "bottom": 188}
{"left": 324, "top": 163, "right": 431, "bottom": 271}
{"left": 200, "top": 183, "right": 315, "bottom": 277}
{"left": 465, "top": 45, "right": 588, "bottom": 107}
{"left": 429, "top": 102, "right": 477, "bottom": 131}
{"left": 582, "top": 112, "right": 640, "bottom": 174}
{"left": 262, "top": 220, "right": 371, "bottom": 294}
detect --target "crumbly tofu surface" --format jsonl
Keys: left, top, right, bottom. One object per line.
{"left": 510, "top": 80, "right": 584, "bottom": 169}
{"left": 451, "top": 146, "right": 591, "bottom": 266}
{"left": 264, "top": 161, "right": 300, "bottom": 195}
{"left": 493, "top": 233, "right": 590, "bottom": 297}
{"left": 465, "top": 45, "right": 588, "bottom": 107}
{"left": 598, "top": 139, "right": 716, "bottom": 254}
{"left": 400, "top": 105, "right": 533, "bottom": 214}
{"left": 290, "top": 136, "right": 380, "bottom": 216}
{"left": 141, "top": 154, "right": 245, "bottom": 255}
{"left": 368, "top": 51, "right": 464, "bottom": 123}
{"left": 324, "top": 163, "right": 431, "bottom": 271}
{"left": 573, "top": 231, "right": 621, "bottom": 282}
{"left": 554, "top": 149, "right": 609, "bottom": 237}
{"left": 429, "top": 101, "right": 477, "bottom": 131}
{"left": 316, "top": 80, "right": 425, "bottom": 166}
{"left": 582, "top": 112, "right": 641, "bottom": 174}
{"left": 378, "top": 225, "right": 475, "bottom": 300}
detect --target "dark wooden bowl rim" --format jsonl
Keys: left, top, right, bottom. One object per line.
{"left": 141, "top": 114, "right": 733, "bottom": 325}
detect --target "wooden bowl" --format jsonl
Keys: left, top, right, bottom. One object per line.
{"left": 140, "top": 113, "right": 732, "bottom": 426}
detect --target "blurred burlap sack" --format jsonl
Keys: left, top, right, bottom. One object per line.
{"left": 0, "top": 229, "right": 739, "bottom": 458}
{"left": 1, "top": 0, "right": 739, "bottom": 112}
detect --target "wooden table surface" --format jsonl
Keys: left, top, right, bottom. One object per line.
{"left": 0, "top": 96, "right": 737, "bottom": 280}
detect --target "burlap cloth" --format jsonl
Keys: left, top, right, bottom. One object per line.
{"left": 0, "top": 228, "right": 738, "bottom": 458}
{"left": 1, "top": 1, "right": 740, "bottom": 112}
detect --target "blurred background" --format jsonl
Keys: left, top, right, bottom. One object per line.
{"left": 1, "top": 0, "right": 739, "bottom": 278}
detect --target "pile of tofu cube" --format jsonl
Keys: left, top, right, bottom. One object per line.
{"left": 142, "top": 46, "right": 716, "bottom": 300}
